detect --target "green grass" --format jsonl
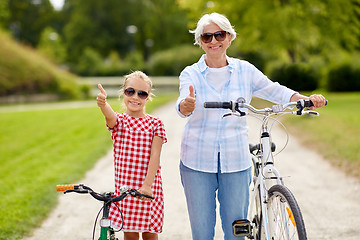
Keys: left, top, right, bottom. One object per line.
{"left": 282, "top": 92, "right": 360, "bottom": 178}
{"left": 0, "top": 94, "right": 176, "bottom": 240}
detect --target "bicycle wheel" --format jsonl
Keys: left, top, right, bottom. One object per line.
{"left": 250, "top": 154, "right": 264, "bottom": 240}
{"left": 251, "top": 185, "right": 264, "bottom": 240}
{"left": 266, "top": 184, "right": 307, "bottom": 240}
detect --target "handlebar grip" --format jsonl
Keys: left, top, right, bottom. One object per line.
{"left": 204, "top": 102, "right": 231, "bottom": 109}
{"left": 138, "top": 193, "right": 155, "bottom": 200}
{"left": 302, "top": 99, "right": 328, "bottom": 108}
{"left": 56, "top": 184, "right": 75, "bottom": 192}
{"left": 303, "top": 100, "right": 314, "bottom": 108}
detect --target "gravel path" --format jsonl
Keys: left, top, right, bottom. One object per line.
{"left": 24, "top": 101, "right": 360, "bottom": 240}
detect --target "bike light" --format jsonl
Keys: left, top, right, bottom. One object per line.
{"left": 100, "top": 218, "right": 111, "bottom": 227}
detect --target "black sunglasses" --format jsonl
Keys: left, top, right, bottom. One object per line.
{"left": 124, "top": 88, "right": 149, "bottom": 99}
{"left": 201, "top": 31, "right": 228, "bottom": 43}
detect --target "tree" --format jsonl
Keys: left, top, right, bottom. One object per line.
{"left": 6, "top": 0, "right": 56, "bottom": 46}
{"left": 37, "top": 27, "right": 66, "bottom": 64}
{"left": 178, "top": 0, "right": 360, "bottom": 64}
{"left": 0, "top": 0, "right": 10, "bottom": 28}
{"left": 63, "top": 0, "right": 191, "bottom": 63}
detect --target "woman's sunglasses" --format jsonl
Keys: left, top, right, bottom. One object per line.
{"left": 124, "top": 88, "right": 149, "bottom": 99}
{"left": 201, "top": 31, "right": 228, "bottom": 43}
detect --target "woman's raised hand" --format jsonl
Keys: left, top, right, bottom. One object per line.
{"left": 180, "top": 85, "right": 196, "bottom": 116}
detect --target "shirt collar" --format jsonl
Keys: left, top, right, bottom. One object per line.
{"left": 198, "top": 54, "right": 235, "bottom": 73}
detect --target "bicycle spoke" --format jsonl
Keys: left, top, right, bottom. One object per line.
{"left": 268, "top": 196, "right": 298, "bottom": 239}
{"left": 266, "top": 185, "right": 307, "bottom": 240}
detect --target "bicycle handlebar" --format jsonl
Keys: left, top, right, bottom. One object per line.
{"left": 56, "top": 184, "right": 75, "bottom": 192}
{"left": 204, "top": 99, "right": 327, "bottom": 116}
{"left": 56, "top": 184, "right": 154, "bottom": 202}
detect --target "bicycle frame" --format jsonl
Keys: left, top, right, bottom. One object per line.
{"left": 249, "top": 114, "right": 291, "bottom": 240}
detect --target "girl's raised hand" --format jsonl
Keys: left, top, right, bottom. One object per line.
{"left": 97, "top": 84, "right": 107, "bottom": 107}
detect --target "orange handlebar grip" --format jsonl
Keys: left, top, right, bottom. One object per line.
{"left": 56, "top": 184, "right": 75, "bottom": 192}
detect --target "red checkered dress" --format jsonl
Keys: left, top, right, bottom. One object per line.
{"left": 108, "top": 112, "right": 167, "bottom": 233}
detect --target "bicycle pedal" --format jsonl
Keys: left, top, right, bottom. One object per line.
{"left": 232, "top": 219, "right": 252, "bottom": 237}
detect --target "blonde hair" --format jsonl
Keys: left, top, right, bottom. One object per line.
{"left": 119, "top": 71, "right": 154, "bottom": 101}
{"left": 190, "top": 12, "right": 237, "bottom": 46}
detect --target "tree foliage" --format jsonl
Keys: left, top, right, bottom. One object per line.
{"left": 179, "top": 0, "right": 360, "bottom": 63}
{"left": 63, "top": 0, "right": 191, "bottom": 63}
{"left": 0, "top": 0, "right": 359, "bottom": 81}
{"left": 5, "top": 0, "right": 55, "bottom": 46}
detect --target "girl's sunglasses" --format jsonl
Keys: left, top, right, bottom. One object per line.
{"left": 201, "top": 31, "right": 228, "bottom": 43}
{"left": 124, "top": 88, "right": 149, "bottom": 99}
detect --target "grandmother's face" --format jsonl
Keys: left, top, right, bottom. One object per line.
{"left": 200, "top": 23, "right": 232, "bottom": 58}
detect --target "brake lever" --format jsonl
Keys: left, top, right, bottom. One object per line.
{"left": 305, "top": 110, "right": 319, "bottom": 116}
{"left": 222, "top": 112, "right": 243, "bottom": 118}
{"left": 64, "top": 189, "right": 75, "bottom": 194}
{"left": 292, "top": 110, "right": 319, "bottom": 116}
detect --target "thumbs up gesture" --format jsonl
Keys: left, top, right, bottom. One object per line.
{"left": 180, "top": 85, "right": 196, "bottom": 116}
{"left": 97, "top": 84, "right": 107, "bottom": 107}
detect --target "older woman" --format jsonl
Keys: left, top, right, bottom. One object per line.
{"left": 175, "top": 12, "right": 326, "bottom": 240}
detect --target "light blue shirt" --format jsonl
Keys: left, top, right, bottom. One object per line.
{"left": 176, "top": 55, "right": 296, "bottom": 173}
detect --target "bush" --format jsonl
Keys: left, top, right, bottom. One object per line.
{"left": 237, "top": 51, "right": 267, "bottom": 72}
{"left": 0, "top": 30, "right": 84, "bottom": 99}
{"left": 71, "top": 48, "right": 144, "bottom": 76}
{"left": 147, "top": 45, "right": 203, "bottom": 76}
{"left": 327, "top": 61, "right": 360, "bottom": 92}
{"left": 268, "top": 62, "right": 318, "bottom": 91}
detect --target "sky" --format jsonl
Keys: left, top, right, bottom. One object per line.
{"left": 49, "top": 0, "right": 64, "bottom": 10}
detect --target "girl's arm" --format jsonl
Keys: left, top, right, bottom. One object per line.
{"left": 97, "top": 84, "right": 117, "bottom": 128}
{"left": 139, "top": 135, "right": 163, "bottom": 199}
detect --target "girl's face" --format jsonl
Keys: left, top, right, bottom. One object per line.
{"left": 123, "top": 77, "right": 151, "bottom": 118}
{"left": 200, "top": 23, "right": 232, "bottom": 59}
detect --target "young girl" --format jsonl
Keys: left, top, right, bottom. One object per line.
{"left": 97, "top": 71, "right": 167, "bottom": 240}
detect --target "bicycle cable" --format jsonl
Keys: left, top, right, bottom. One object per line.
{"left": 93, "top": 205, "right": 105, "bottom": 240}
{"left": 111, "top": 202, "right": 124, "bottom": 232}
{"left": 268, "top": 113, "right": 290, "bottom": 157}
{"left": 91, "top": 201, "right": 124, "bottom": 240}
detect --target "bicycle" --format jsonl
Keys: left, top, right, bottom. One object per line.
{"left": 204, "top": 98, "right": 326, "bottom": 240}
{"left": 56, "top": 184, "right": 154, "bottom": 240}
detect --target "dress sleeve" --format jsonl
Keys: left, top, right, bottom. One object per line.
{"left": 107, "top": 112, "right": 122, "bottom": 139}
{"left": 154, "top": 119, "right": 167, "bottom": 144}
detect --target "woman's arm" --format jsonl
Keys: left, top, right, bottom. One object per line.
{"left": 290, "top": 93, "right": 327, "bottom": 109}
{"left": 139, "top": 136, "right": 163, "bottom": 199}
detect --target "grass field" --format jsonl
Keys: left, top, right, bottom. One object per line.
{"left": 0, "top": 94, "right": 176, "bottom": 240}
{"left": 284, "top": 92, "right": 360, "bottom": 178}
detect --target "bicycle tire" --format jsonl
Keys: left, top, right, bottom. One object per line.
{"left": 251, "top": 185, "right": 263, "bottom": 240}
{"left": 250, "top": 154, "right": 264, "bottom": 240}
{"left": 266, "top": 184, "right": 307, "bottom": 240}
